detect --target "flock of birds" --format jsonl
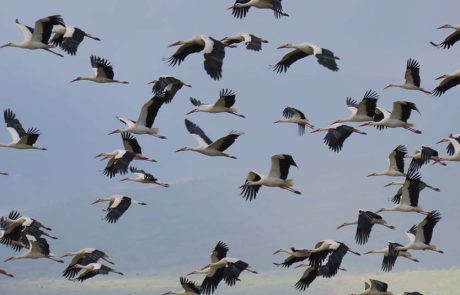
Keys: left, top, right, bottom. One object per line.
{"left": 1, "top": 1, "right": 459, "bottom": 294}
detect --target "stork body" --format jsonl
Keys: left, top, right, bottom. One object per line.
{"left": 274, "top": 107, "right": 314, "bottom": 136}
{"left": 187, "top": 89, "right": 245, "bottom": 118}
{"left": 119, "top": 166, "right": 169, "bottom": 187}
{"left": 221, "top": 33, "right": 268, "bottom": 51}
{"left": 1, "top": 109, "right": 46, "bottom": 150}
{"left": 436, "top": 135, "right": 460, "bottom": 162}
{"left": 272, "top": 247, "right": 311, "bottom": 267}
{"left": 4, "top": 235, "right": 63, "bottom": 263}
{"left": 384, "top": 59, "right": 431, "bottom": 94}
{"left": 149, "top": 75, "right": 191, "bottom": 103}
{"left": 91, "top": 195, "right": 146, "bottom": 223}
{"left": 274, "top": 43, "right": 339, "bottom": 72}
{"left": 334, "top": 90, "right": 379, "bottom": 124}
{"left": 367, "top": 145, "right": 407, "bottom": 177}
{"left": 51, "top": 26, "right": 100, "bottom": 55}
{"left": 311, "top": 123, "right": 366, "bottom": 152}
{"left": 229, "top": 0, "right": 289, "bottom": 19}
{"left": 364, "top": 242, "right": 419, "bottom": 272}
{"left": 61, "top": 248, "right": 113, "bottom": 279}
{"left": 70, "top": 55, "right": 128, "bottom": 84}
{"left": 70, "top": 263, "right": 123, "bottom": 282}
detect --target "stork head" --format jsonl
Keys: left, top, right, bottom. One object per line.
{"left": 363, "top": 250, "right": 375, "bottom": 255}
{"left": 383, "top": 84, "right": 396, "bottom": 90}
{"left": 175, "top": 147, "right": 189, "bottom": 153}
{"left": 91, "top": 198, "right": 105, "bottom": 205}
{"left": 0, "top": 43, "right": 13, "bottom": 48}
{"left": 277, "top": 43, "right": 293, "bottom": 49}
{"left": 436, "top": 137, "right": 449, "bottom": 144}
{"left": 94, "top": 152, "right": 110, "bottom": 160}
{"left": 185, "top": 109, "right": 197, "bottom": 115}
{"left": 69, "top": 76, "right": 82, "bottom": 83}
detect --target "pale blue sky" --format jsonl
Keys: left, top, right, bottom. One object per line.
{"left": 1, "top": 1, "right": 459, "bottom": 294}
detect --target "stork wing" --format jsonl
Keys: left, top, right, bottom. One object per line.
{"left": 32, "top": 15, "right": 65, "bottom": 44}
{"left": 121, "top": 132, "right": 142, "bottom": 154}
{"left": 90, "top": 55, "right": 114, "bottom": 79}
{"left": 315, "top": 48, "right": 339, "bottom": 71}
{"left": 272, "top": 49, "right": 309, "bottom": 73}
{"left": 184, "top": 119, "right": 212, "bottom": 147}
{"left": 137, "top": 96, "right": 165, "bottom": 128}
{"left": 15, "top": 20, "right": 33, "bottom": 42}
{"left": 240, "top": 171, "right": 262, "bottom": 201}
{"left": 207, "top": 132, "right": 242, "bottom": 152}
{"left": 357, "top": 90, "right": 379, "bottom": 117}
{"left": 405, "top": 58, "right": 421, "bottom": 87}
{"left": 388, "top": 145, "right": 407, "bottom": 173}
{"left": 268, "top": 154, "right": 296, "bottom": 180}
{"left": 282, "top": 107, "right": 306, "bottom": 120}
{"left": 105, "top": 197, "right": 131, "bottom": 223}
{"left": 202, "top": 36, "right": 225, "bottom": 80}
{"left": 180, "top": 277, "right": 200, "bottom": 294}
{"left": 214, "top": 89, "right": 236, "bottom": 107}
{"left": 211, "top": 241, "right": 229, "bottom": 263}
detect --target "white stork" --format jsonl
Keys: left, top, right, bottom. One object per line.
{"left": 376, "top": 170, "right": 430, "bottom": 215}
{"left": 431, "top": 24, "right": 460, "bottom": 49}
{"left": 97, "top": 150, "right": 135, "bottom": 178}
{"left": 120, "top": 166, "right": 169, "bottom": 187}
{"left": 406, "top": 146, "right": 445, "bottom": 171}
{"left": 109, "top": 96, "right": 167, "bottom": 138}
{"left": 228, "top": 0, "right": 289, "bottom": 19}
{"left": 333, "top": 90, "right": 379, "bottom": 124}
{"left": 70, "top": 263, "right": 123, "bottom": 282}
{"left": 272, "top": 247, "right": 311, "bottom": 267}
{"left": 166, "top": 35, "right": 225, "bottom": 80}
{"left": 293, "top": 264, "right": 346, "bottom": 291}
{"left": 4, "top": 235, "right": 63, "bottom": 263}
{"left": 336, "top": 210, "right": 395, "bottom": 245}
{"left": 1, "top": 15, "right": 65, "bottom": 57}
{"left": 274, "top": 107, "right": 314, "bottom": 136}
{"left": 432, "top": 69, "right": 460, "bottom": 97}
{"left": 273, "top": 43, "right": 340, "bottom": 72}
{"left": 176, "top": 119, "right": 242, "bottom": 159}
{"left": 70, "top": 55, "right": 128, "bottom": 84}
{"left": 61, "top": 248, "right": 114, "bottom": 280}
{"left": 367, "top": 145, "right": 407, "bottom": 177}
{"left": 221, "top": 33, "right": 268, "bottom": 51}
{"left": 186, "top": 89, "right": 245, "bottom": 118}
{"left": 162, "top": 277, "right": 201, "bottom": 295}
{"left": 149, "top": 75, "right": 191, "bottom": 103}
{"left": 311, "top": 124, "right": 366, "bottom": 152}
{"left": 364, "top": 242, "right": 419, "bottom": 272}
{"left": 351, "top": 279, "right": 393, "bottom": 295}
{"left": 359, "top": 101, "right": 421, "bottom": 133}
{"left": 0, "top": 268, "right": 14, "bottom": 277}
{"left": 395, "top": 211, "right": 443, "bottom": 253}
{"left": 51, "top": 26, "right": 100, "bottom": 55}
{"left": 240, "top": 154, "right": 301, "bottom": 201}
{"left": 384, "top": 59, "right": 431, "bottom": 94}
{"left": 1, "top": 109, "right": 46, "bottom": 150}
{"left": 435, "top": 134, "right": 460, "bottom": 162}
{"left": 91, "top": 195, "right": 146, "bottom": 223}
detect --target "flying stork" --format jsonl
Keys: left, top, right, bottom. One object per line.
{"left": 406, "top": 146, "right": 444, "bottom": 171}
{"left": 311, "top": 123, "right": 366, "bottom": 152}
{"left": 4, "top": 235, "right": 63, "bottom": 263}
{"left": 176, "top": 119, "right": 242, "bottom": 159}
{"left": 395, "top": 211, "right": 443, "bottom": 253}
{"left": 435, "top": 134, "right": 460, "bottom": 162}
{"left": 351, "top": 279, "right": 392, "bottom": 295}
{"left": 91, "top": 195, "right": 146, "bottom": 223}
{"left": 272, "top": 247, "right": 311, "bottom": 267}
{"left": 51, "top": 26, "right": 100, "bottom": 55}
{"left": 359, "top": 101, "right": 421, "bottom": 134}
{"left": 367, "top": 145, "right": 407, "bottom": 177}
{"left": 293, "top": 264, "right": 346, "bottom": 291}
{"left": 70, "top": 55, "right": 128, "bottom": 84}
{"left": 120, "top": 166, "right": 169, "bottom": 187}
{"left": 240, "top": 154, "right": 301, "bottom": 201}
{"left": 430, "top": 24, "right": 460, "bottom": 49}
{"left": 186, "top": 89, "right": 245, "bottom": 118}
{"left": 274, "top": 107, "right": 314, "bottom": 136}
{"left": 364, "top": 242, "right": 419, "bottom": 272}
{"left": 228, "top": 0, "right": 289, "bottom": 19}
{"left": 432, "top": 69, "right": 460, "bottom": 97}
{"left": 1, "top": 15, "right": 65, "bottom": 57}
{"left": 149, "top": 75, "right": 191, "bottom": 103}
{"left": 61, "top": 248, "right": 114, "bottom": 279}
{"left": 166, "top": 35, "right": 225, "bottom": 80}
{"left": 109, "top": 95, "right": 167, "bottom": 138}
{"left": 162, "top": 277, "right": 201, "bottom": 295}
{"left": 384, "top": 58, "right": 431, "bottom": 94}
{"left": 333, "top": 90, "right": 379, "bottom": 124}
{"left": 221, "top": 33, "right": 268, "bottom": 51}
{"left": 336, "top": 210, "right": 395, "bottom": 245}
{"left": 273, "top": 43, "right": 339, "bottom": 73}
{"left": 1, "top": 109, "right": 46, "bottom": 150}
{"left": 69, "top": 263, "right": 123, "bottom": 282}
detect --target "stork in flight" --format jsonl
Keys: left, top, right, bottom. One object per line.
{"left": 359, "top": 101, "right": 421, "bottom": 134}
{"left": 406, "top": 146, "right": 445, "bottom": 171}
{"left": 333, "top": 90, "right": 379, "bottom": 124}
{"left": 364, "top": 241, "right": 419, "bottom": 272}
{"left": 70, "top": 55, "right": 128, "bottom": 84}
{"left": 1, "top": 109, "right": 46, "bottom": 150}
{"left": 273, "top": 43, "right": 339, "bottom": 72}
{"left": 272, "top": 247, "right": 311, "bottom": 267}
{"left": 274, "top": 107, "right": 314, "bottom": 136}
{"left": 149, "top": 75, "right": 191, "bottom": 103}
{"left": 120, "top": 166, "right": 169, "bottom": 187}
{"left": 1, "top": 15, "right": 65, "bottom": 57}
{"left": 162, "top": 277, "right": 201, "bottom": 295}
{"left": 91, "top": 195, "right": 146, "bottom": 223}
{"left": 432, "top": 69, "right": 460, "bottom": 97}
{"left": 395, "top": 211, "right": 443, "bottom": 254}
{"left": 367, "top": 145, "right": 407, "bottom": 177}
{"left": 430, "top": 24, "right": 460, "bottom": 49}
{"left": 311, "top": 124, "right": 366, "bottom": 152}
{"left": 61, "top": 248, "right": 114, "bottom": 280}
{"left": 51, "top": 26, "right": 100, "bottom": 55}
{"left": 384, "top": 58, "right": 431, "bottom": 94}
{"left": 293, "top": 264, "right": 347, "bottom": 291}
{"left": 187, "top": 89, "right": 245, "bottom": 118}
{"left": 337, "top": 210, "right": 395, "bottom": 245}
{"left": 176, "top": 119, "right": 242, "bottom": 159}
{"left": 228, "top": 0, "right": 289, "bottom": 19}
{"left": 4, "top": 235, "right": 64, "bottom": 263}
{"left": 351, "top": 279, "right": 393, "bottom": 295}
{"left": 166, "top": 35, "right": 225, "bottom": 80}
{"left": 221, "top": 33, "right": 268, "bottom": 51}
{"left": 109, "top": 96, "right": 167, "bottom": 138}
{"left": 240, "top": 154, "right": 301, "bottom": 201}
{"left": 435, "top": 134, "right": 460, "bottom": 162}
{"left": 70, "top": 263, "right": 123, "bottom": 282}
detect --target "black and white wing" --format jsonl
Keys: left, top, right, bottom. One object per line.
{"left": 240, "top": 171, "right": 262, "bottom": 201}
{"left": 272, "top": 49, "right": 310, "bottom": 73}
{"left": 105, "top": 197, "right": 132, "bottom": 223}
{"left": 90, "top": 55, "right": 114, "bottom": 79}
{"left": 268, "top": 154, "right": 297, "bottom": 180}
{"left": 184, "top": 119, "right": 213, "bottom": 147}
{"left": 202, "top": 36, "right": 225, "bottom": 80}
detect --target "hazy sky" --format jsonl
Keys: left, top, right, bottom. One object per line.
{"left": 1, "top": 1, "right": 459, "bottom": 294}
